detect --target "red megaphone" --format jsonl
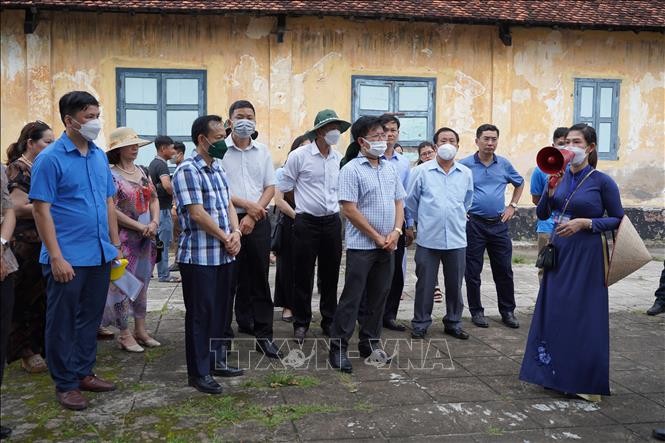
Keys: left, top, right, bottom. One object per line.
{"left": 536, "top": 146, "right": 574, "bottom": 188}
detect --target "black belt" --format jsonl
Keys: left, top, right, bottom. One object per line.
{"left": 469, "top": 213, "right": 502, "bottom": 224}
{"left": 297, "top": 212, "right": 339, "bottom": 224}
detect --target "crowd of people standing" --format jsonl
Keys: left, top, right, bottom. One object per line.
{"left": 1, "top": 88, "right": 661, "bottom": 439}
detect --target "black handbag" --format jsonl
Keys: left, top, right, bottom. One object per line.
{"left": 536, "top": 243, "right": 556, "bottom": 269}
{"left": 270, "top": 214, "right": 283, "bottom": 254}
{"left": 155, "top": 233, "right": 164, "bottom": 263}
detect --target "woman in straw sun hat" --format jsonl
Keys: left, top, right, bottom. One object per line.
{"left": 100, "top": 127, "right": 161, "bottom": 353}
{"left": 519, "top": 123, "right": 624, "bottom": 403}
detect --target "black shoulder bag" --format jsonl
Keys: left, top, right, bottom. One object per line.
{"left": 536, "top": 169, "right": 595, "bottom": 270}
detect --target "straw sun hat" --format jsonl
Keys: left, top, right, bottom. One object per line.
{"left": 605, "top": 215, "right": 652, "bottom": 286}
{"left": 106, "top": 127, "right": 151, "bottom": 152}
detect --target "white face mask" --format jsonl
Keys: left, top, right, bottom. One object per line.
{"left": 365, "top": 140, "right": 388, "bottom": 158}
{"left": 437, "top": 143, "right": 457, "bottom": 161}
{"left": 73, "top": 118, "right": 102, "bottom": 141}
{"left": 232, "top": 119, "right": 256, "bottom": 139}
{"left": 324, "top": 129, "right": 341, "bottom": 146}
{"left": 566, "top": 146, "right": 587, "bottom": 166}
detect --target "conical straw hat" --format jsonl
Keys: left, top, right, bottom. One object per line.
{"left": 605, "top": 215, "right": 652, "bottom": 286}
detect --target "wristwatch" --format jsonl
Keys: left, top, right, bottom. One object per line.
{"left": 0, "top": 237, "right": 7, "bottom": 246}
{"left": 509, "top": 203, "right": 518, "bottom": 209}
{"left": 394, "top": 227, "right": 403, "bottom": 236}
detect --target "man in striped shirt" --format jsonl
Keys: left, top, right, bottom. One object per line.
{"left": 172, "top": 115, "right": 243, "bottom": 395}
{"left": 328, "top": 116, "right": 406, "bottom": 373}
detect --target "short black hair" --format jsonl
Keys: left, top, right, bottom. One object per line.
{"left": 154, "top": 135, "right": 174, "bottom": 151}
{"left": 59, "top": 91, "right": 99, "bottom": 124}
{"left": 191, "top": 115, "right": 223, "bottom": 145}
{"left": 351, "top": 116, "right": 383, "bottom": 141}
{"left": 228, "top": 100, "right": 255, "bottom": 118}
{"left": 566, "top": 123, "right": 598, "bottom": 168}
{"left": 379, "top": 113, "right": 400, "bottom": 129}
{"left": 173, "top": 141, "right": 186, "bottom": 154}
{"left": 433, "top": 127, "right": 460, "bottom": 144}
{"left": 553, "top": 127, "right": 568, "bottom": 141}
{"left": 475, "top": 124, "right": 499, "bottom": 139}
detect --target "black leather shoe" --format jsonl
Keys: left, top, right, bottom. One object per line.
{"left": 384, "top": 319, "right": 406, "bottom": 331}
{"left": 358, "top": 345, "right": 392, "bottom": 364}
{"left": 211, "top": 361, "right": 244, "bottom": 377}
{"left": 256, "top": 339, "right": 283, "bottom": 359}
{"left": 501, "top": 312, "right": 520, "bottom": 329}
{"left": 444, "top": 327, "right": 469, "bottom": 340}
{"left": 471, "top": 312, "right": 489, "bottom": 328}
{"left": 652, "top": 428, "right": 665, "bottom": 441}
{"left": 329, "top": 349, "right": 353, "bottom": 373}
{"left": 294, "top": 326, "right": 306, "bottom": 344}
{"left": 0, "top": 425, "right": 12, "bottom": 440}
{"left": 237, "top": 325, "right": 254, "bottom": 335}
{"left": 647, "top": 301, "right": 665, "bottom": 316}
{"left": 411, "top": 329, "right": 426, "bottom": 339}
{"left": 188, "top": 375, "right": 223, "bottom": 394}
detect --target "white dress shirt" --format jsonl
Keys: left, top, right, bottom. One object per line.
{"left": 221, "top": 135, "right": 275, "bottom": 213}
{"left": 277, "top": 141, "right": 342, "bottom": 216}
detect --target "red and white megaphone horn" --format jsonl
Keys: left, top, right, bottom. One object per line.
{"left": 536, "top": 146, "right": 574, "bottom": 188}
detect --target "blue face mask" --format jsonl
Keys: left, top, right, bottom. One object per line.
{"left": 232, "top": 119, "right": 256, "bottom": 139}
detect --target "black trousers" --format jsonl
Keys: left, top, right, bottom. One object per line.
{"left": 655, "top": 261, "right": 665, "bottom": 303}
{"left": 0, "top": 275, "right": 15, "bottom": 387}
{"left": 292, "top": 213, "right": 342, "bottom": 331}
{"left": 232, "top": 216, "right": 274, "bottom": 339}
{"left": 382, "top": 232, "right": 406, "bottom": 323}
{"left": 180, "top": 262, "right": 235, "bottom": 377}
{"left": 465, "top": 216, "right": 516, "bottom": 315}
{"left": 330, "top": 249, "right": 393, "bottom": 350}
{"left": 274, "top": 216, "right": 295, "bottom": 309}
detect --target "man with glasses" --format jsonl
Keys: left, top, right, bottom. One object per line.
{"left": 329, "top": 116, "right": 405, "bottom": 373}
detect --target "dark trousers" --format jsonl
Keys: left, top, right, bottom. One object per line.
{"left": 382, "top": 233, "right": 406, "bottom": 323}
{"left": 292, "top": 213, "right": 342, "bottom": 331}
{"left": 465, "top": 216, "right": 516, "bottom": 315}
{"left": 180, "top": 262, "right": 235, "bottom": 377}
{"left": 330, "top": 249, "right": 394, "bottom": 350}
{"left": 274, "top": 216, "right": 295, "bottom": 309}
{"left": 43, "top": 263, "right": 111, "bottom": 392}
{"left": 1, "top": 276, "right": 15, "bottom": 387}
{"left": 232, "top": 216, "right": 274, "bottom": 338}
{"left": 412, "top": 246, "right": 465, "bottom": 331}
{"left": 655, "top": 261, "right": 665, "bottom": 302}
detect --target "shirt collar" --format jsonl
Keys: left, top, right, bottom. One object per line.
{"left": 154, "top": 155, "right": 169, "bottom": 164}
{"left": 357, "top": 155, "right": 384, "bottom": 168}
{"left": 193, "top": 153, "right": 221, "bottom": 172}
{"left": 381, "top": 151, "right": 402, "bottom": 162}
{"left": 61, "top": 131, "right": 98, "bottom": 153}
{"left": 473, "top": 151, "right": 497, "bottom": 165}
{"left": 427, "top": 159, "right": 461, "bottom": 174}
{"left": 225, "top": 134, "right": 257, "bottom": 152}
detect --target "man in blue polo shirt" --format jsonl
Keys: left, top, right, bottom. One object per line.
{"left": 30, "top": 91, "right": 122, "bottom": 410}
{"left": 530, "top": 127, "right": 568, "bottom": 283}
{"left": 459, "top": 124, "right": 524, "bottom": 329}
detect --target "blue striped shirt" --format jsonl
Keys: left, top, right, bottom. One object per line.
{"left": 173, "top": 154, "right": 234, "bottom": 266}
{"left": 338, "top": 156, "right": 406, "bottom": 250}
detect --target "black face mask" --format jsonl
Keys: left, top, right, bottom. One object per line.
{"left": 207, "top": 139, "right": 229, "bottom": 160}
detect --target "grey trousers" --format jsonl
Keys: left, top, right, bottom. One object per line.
{"left": 330, "top": 249, "right": 394, "bottom": 350}
{"left": 412, "top": 245, "right": 466, "bottom": 331}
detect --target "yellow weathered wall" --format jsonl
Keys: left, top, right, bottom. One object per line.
{"left": 1, "top": 10, "right": 664, "bottom": 206}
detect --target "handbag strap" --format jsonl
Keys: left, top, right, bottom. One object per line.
{"left": 549, "top": 168, "right": 596, "bottom": 241}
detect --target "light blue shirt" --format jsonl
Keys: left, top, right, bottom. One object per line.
{"left": 338, "top": 156, "right": 406, "bottom": 250}
{"left": 458, "top": 152, "right": 524, "bottom": 218}
{"left": 381, "top": 151, "right": 414, "bottom": 228}
{"left": 530, "top": 166, "right": 554, "bottom": 234}
{"left": 406, "top": 159, "right": 474, "bottom": 250}
{"left": 29, "top": 132, "right": 117, "bottom": 266}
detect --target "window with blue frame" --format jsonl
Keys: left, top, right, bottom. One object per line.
{"left": 573, "top": 78, "right": 620, "bottom": 160}
{"left": 116, "top": 68, "right": 206, "bottom": 167}
{"left": 351, "top": 76, "right": 436, "bottom": 148}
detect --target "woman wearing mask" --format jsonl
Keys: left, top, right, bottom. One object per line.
{"left": 519, "top": 123, "right": 623, "bottom": 402}
{"left": 102, "top": 127, "right": 160, "bottom": 353}
{"left": 5, "top": 121, "right": 54, "bottom": 373}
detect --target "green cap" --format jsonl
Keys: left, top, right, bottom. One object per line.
{"left": 308, "top": 109, "right": 351, "bottom": 138}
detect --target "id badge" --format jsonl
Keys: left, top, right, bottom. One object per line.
{"left": 553, "top": 211, "right": 572, "bottom": 225}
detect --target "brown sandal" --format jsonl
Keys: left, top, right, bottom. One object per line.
{"left": 21, "top": 354, "right": 48, "bottom": 374}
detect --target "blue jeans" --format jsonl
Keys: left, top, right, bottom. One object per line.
{"left": 43, "top": 263, "right": 111, "bottom": 391}
{"left": 157, "top": 208, "right": 173, "bottom": 280}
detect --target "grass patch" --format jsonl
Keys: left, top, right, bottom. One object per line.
{"left": 241, "top": 372, "right": 320, "bottom": 389}
{"left": 487, "top": 426, "right": 504, "bottom": 436}
{"left": 337, "top": 373, "right": 359, "bottom": 393}
{"left": 144, "top": 344, "right": 171, "bottom": 363}
{"left": 512, "top": 255, "right": 528, "bottom": 264}
{"left": 354, "top": 401, "right": 373, "bottom": 412}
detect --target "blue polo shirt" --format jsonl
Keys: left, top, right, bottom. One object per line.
{"left": 530, "top": 166, "right": 554, "bottom": 234}
{"left": 29, "top": 132, "right": 117, "bottom": 266}
{"left": 459, "top": 152, "right": 524, "bottom": 218}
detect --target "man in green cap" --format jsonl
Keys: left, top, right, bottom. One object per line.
{"left": 277, "top": 109, "right": 350, "bottom": 344}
